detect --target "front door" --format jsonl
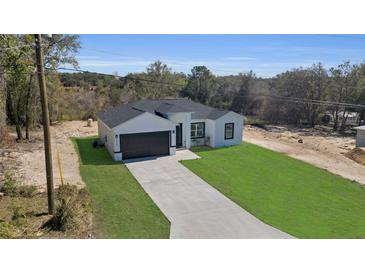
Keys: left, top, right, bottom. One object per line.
{"left": 176, "top": 123, "right": 183, "bottom": 148}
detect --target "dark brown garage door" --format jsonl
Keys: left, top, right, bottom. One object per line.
{"left": 120, "top": 131, "right": 170, "bottom": 160}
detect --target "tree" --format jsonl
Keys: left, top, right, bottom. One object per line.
{"left": 181, "top": 66, "right": 216, "bottom": 104}
{"left": 0, "top": 35, "right": 33, "bottom": 140}
{"left": 270, "top": 68, "right": 311, "bottom": 125}
{"left": 230, "top": 72, "right": 255, "bottom": 114}
{"left": 306, "top": 63, "right": 328, "bottom": 126}
{"left": 0, "top": 61, "right": 6, "bottom": 141}
{"left": 0, "top": 34, "right": 80, "bottom": 140}
{"left": 327, "top": 61, "right": 359, "bottom": 132}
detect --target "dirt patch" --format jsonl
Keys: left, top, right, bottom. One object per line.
{"left": 0, "top": 121, "right": 97, "bottom": 189}
{"left": 0, "top": 191, "right": 95, "bottom": 239}
{"left": 244, "top": 125, "right": 365, "bottom": 185}
{"left": 346, "top": 148, "right": 365, "bottom": 166}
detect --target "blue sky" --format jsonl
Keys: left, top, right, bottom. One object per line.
{"left": 75, "top": 35, "right": 365, "bottom": 78}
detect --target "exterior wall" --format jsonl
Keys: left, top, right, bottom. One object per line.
{"left": 98, "top": 109, "right": 244, "bottom": 161}
{"left": 111, "top": 112, "right": 175, "bottom": 160}
{"left": 190, "top": 119, "right": 215, "bottom": 147}
{"left": 97, "top": 118, "right": 116, "bottom": 158}
{"left": 167, "top": 112, "right": 192, "bottom": 149}
{"left": 356, "top": 130, "right": 365, "bottom": 147}
{"left": 212, "top": 112, "right": 243, "bottom": 148}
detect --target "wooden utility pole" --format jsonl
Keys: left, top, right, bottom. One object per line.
{"left": 34, "top": 34, "right": 55, "bottom": 214}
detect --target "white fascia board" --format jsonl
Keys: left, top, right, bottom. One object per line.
{"left": 113, "top": 111, "right": 175, "bottom": 130}
{"left": 216, "top": 111, "right": 244, "bottom": 121}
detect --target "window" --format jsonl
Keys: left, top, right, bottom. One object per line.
{"left": 191, "top": 122, "right": 205, "bottom": 139}
{"left": 225, "top": 123, "right": 234, "bottom": 139}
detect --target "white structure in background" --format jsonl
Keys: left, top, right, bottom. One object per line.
{"left": 321, "top": 111, "right": 360, "bottom": 126}
{"left": 343, "top": 112, "right": 361, "bottom": 126}
{"left": 355, "top": 126, "right": 365, "bottom": 147}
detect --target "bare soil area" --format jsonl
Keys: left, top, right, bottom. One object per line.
{"left": 0, "top": 121, "right": 97, "bottom": 189}
{"left": 244, "top": 125, "right": 365, "bottom": 185}
{"left": 346, "top": 147, "right": 365, "bottom": 166}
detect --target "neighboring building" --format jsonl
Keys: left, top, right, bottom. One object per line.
{"left": 96, "top": 98, "right": 244, "bottom": 160}
{"left": 343, "top": 112, "right": 361, "bottom": 126}
{"left": 355, "top": 126, "right": 365, "bottom": 147}
{"left": 321, "top": 111, "right": 360, "bottom": 126}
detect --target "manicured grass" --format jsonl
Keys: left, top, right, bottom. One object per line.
{"left": 181, "top": 143, "right": 365, "bottom": 238}
{"left": 72, "top": 137, "right": 170, "bottom": 238}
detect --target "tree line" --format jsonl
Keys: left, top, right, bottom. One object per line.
{"left": 1, "top": 34, "right": 365, "bottom": 143}
{"left": 0, "top": 34, "right": 80, "bottom": 141}
{"left": 59, "top": 61, "right": 365, "bottom": 132}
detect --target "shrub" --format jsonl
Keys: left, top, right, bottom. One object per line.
{"left": 45, "top": 185, "right": 91, "bottom": 231}
{"left": 11, "top": 207, "right": 27, "bottom": 221}
{"left": 1, "top": 172, "right": 18, "bottom": 196}
{"left": 0, "top": 172, "right": 38, "bottom": 197}
{"left": 0, "top": 221, "right": 20, "bottom": 239}
{"left": 18, "top": 185, "right": 38, "bottom": 198}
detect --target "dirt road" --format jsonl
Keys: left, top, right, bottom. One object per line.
{"left": 244, "top": 125, "right": 365, "bottom": 185}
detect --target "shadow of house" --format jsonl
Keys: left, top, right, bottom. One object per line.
{"left": 72, "top": 137, "right": 120, "bottom": 166}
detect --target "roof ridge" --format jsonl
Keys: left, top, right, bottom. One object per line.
{"left": 131, "top": 106, "right": 147, "bottom": 112}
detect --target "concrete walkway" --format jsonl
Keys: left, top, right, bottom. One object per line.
{"left": 125, "top": 150, "right": 293, "bottom": 239}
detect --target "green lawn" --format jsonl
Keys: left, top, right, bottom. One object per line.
{"left": 72, "top": 137, "right": 170, "bottom": 238}
{"left": 181, "top": 143, "right": 365, "bottom": 239}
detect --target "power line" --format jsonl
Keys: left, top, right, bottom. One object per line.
{"left": 239, "top": 93, "right": 365, "bottom": 109}
{"left": 54, "top": 66, "right": 365, "bottom": 109}
{"left": 55, "top": 67, "right": 187, "bottom": 87}
{"left": 3, "top": 59, "right": 365, "bottom": 111}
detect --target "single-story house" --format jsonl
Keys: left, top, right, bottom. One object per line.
{"left": 355, "top": 125, "right": 365, "bottom": 147}
{"left": 96, "top": 98, "right": 244, "bottom": 160}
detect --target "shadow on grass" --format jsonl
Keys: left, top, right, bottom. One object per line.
{"left": 190, "top": 145, "right": 232, "bottom": 153}
{"left": 72, "top": 137, "right": 120, "bottom": 166}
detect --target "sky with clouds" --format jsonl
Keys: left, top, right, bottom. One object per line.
{"left": 75, "top": 35, "right": 365, "bottom": 78}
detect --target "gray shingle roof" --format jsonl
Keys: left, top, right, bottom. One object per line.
{"left": 96, "top": 104, "right": 144, "bottom": 128}
{"left": 97, "top": 98, "right": 231, "bottom": 128}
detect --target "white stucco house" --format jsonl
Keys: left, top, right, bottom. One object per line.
{"left": 96, "top": 98, "right": 244, "bottom": 161}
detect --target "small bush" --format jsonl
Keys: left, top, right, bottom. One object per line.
{"left": 12, "top": 207, "right": 27, "bottom": 221}
{"left": 0, "top": 172, "right": 38, "bottom": 197}
{"left": 45, "top": 185, "right": 91, "bottom": 231}
{"left": 245, "top": 116, "right": 268, "bottom": 126}
{"left": 1, "top": 172, "right": 18, "bottom": 196}
{"left": 0, "top": 221, "right": 20, "bottom": 239}
{"left": 18, "top": 185, "right": 38, "bottom": 198}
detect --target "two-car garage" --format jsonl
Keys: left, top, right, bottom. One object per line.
{"left": 120, "top": 131, "right": 170, "bottom": 160}
{"left": 97, "top": 109, "right": 176, "bottom": 161}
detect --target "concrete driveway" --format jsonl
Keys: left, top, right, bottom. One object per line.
{"left": 125, "top": 150, "right": 293, "bottom": 239}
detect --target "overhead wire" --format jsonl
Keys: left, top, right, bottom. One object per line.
{"left": 54, "top": 66, "right": 365, "bottom": 109}
{"left": 2, "top": 34, "right": 365, "bottom": 111}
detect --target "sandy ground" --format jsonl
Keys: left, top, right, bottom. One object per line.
{"left": 244, "top": 125, "right": 365, "bottom": 185}
{"left": 0, "top": 121, "right": 97, "bottom": 189}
